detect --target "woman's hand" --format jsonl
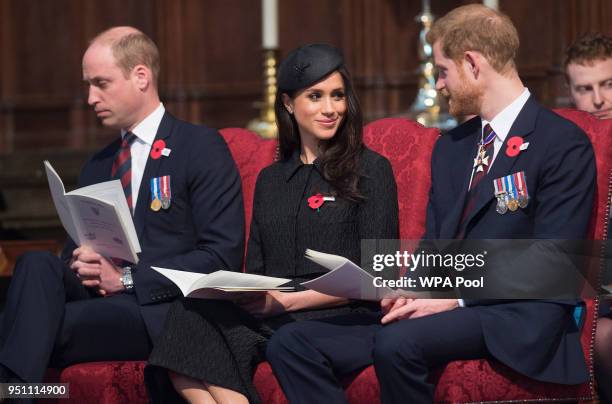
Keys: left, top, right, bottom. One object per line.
{"left": 234, "top": 291, "right": 294, "bottom": 318}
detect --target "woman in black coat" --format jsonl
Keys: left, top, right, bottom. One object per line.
{"left": 146, "top": 44, "right": 399, "bottom": 404}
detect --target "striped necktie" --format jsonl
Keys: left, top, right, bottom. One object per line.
{"left": 469, "top": 124, "right": 496, "bottom": 191}
{"left": 112, "top": 132, "right": 137, "bottom": 211}
{"left": 457, "top": 124, "right": 496, "bottom": 237}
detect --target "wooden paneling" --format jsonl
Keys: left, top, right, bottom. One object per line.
{"left": 1, "top": 0, "right": 608, "bottom": 154}
{"left": 1, "top": 0, "right": 611, "bottom": 240}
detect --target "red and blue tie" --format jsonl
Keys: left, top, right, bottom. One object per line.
{"left": 112, "top": 132, "right": 137, "bottom": 211}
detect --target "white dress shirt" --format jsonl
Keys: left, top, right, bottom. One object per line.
{"left": 120, "top": 103, "right": 165, "bottom": 210}
{"left": 468, "top": 88, "right": 531, "bottom": 189}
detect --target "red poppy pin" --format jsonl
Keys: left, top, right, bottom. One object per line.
{"left": 505, "top": 136, "right": 529, "bottom": 158}
{"left": 307, "top": 193, "right": 336, "bottom": 211}
{"left": 308, "top": 193, "right": 324, "bottom": 210}
{"left": 150, "top": 139, "right": 166, "bottom": 160}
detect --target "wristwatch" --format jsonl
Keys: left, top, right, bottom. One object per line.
{"left": 120, "top": 266, "right": 134, "bottom": 292}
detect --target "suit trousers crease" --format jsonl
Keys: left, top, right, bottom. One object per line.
{"left": 0, "top": 251, "right": 151, "bottom": 382}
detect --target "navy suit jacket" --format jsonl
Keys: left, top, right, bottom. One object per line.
{"left": 425, "top": 96, "right": 595, "bottom": 384}
{"left": 61, "top": 112, "right": 245, "bottom": 339}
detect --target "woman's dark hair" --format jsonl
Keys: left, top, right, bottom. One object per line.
{"left": 274, "top": 65, "right": 365, "bottom": 201}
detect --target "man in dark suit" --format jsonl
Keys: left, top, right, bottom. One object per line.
{"left": 0, "top": 26, "right": 244, "bottom": 384}
{"left": 266, "top": 5, "right": 595, "bottom": 403}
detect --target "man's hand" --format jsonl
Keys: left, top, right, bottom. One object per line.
{"left": 381, "top": 299, "right": 459, "bottom": 324}
{"left": 71, "top": 246, "right": 124, "bottom": 296}
{"left": 381, "top": 296, "right": 413, "bottom": 315}
{"left": 233, "top": 291, "right": 293, "bottom": 318}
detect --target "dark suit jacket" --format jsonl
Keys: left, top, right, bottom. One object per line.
{"left": 60, "top": 112, "right": 245, "bottom": 339}
{"left": 425, "top": 96, "right": 595, "bottom": 384}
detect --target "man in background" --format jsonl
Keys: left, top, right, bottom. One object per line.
{"left": 565, "top": 33, "right": 612, "bottom": 120}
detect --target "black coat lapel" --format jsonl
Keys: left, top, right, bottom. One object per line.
{"left": 133, "top": 112, "right": 176, "bottom": 240}
{"left": 460, "top": 96, "right": 540, "bottom": 233}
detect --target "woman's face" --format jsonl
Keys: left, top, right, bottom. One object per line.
{"left": 284, "top": 71, "right": 347, "bottom": 144}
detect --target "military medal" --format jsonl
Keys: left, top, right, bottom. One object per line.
{"left": 150, "top": 176, "right": 168, "bottom": 211}
{"left": 161, "top": 198, "right": 170, "bottom": 210}
{"left": 473, "top": 146, "right": 490, "bottom": 173}
{"left": 507, "top": 197, "right": 519, "bottom": 211}
{"left": 505, "top": 175, "right": 518, "bottom": 212}
{"left": 150, "top": 198, "right": 162, "bottom": 211}
{"left": 494, "top": 172, "right": 529, "bottom": 214}
{"left": 150, "top": 177, "right": 161, "bottom": 211}
{"left": 493, "top": 178, "right": 508, "bottom": 215}
{"left": 473, "top": 128, "right": 496, "bottom": 173}
{"left": 160, "top": 175, "right": 172, "bottom": 210}
{"left": 515, "top": 171, "right": 529, "bottom": 208}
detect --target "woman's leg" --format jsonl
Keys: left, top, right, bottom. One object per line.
{"left": 169, "top": 371, "right": 216, "bottom": 404}
{"left": 205, "top": 382, "right": 249, "bottom": 404}
{"left": 595, "top": 317, "right": 612, "bottom": 403}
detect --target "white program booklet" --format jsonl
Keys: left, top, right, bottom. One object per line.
{"left": 302, "top": 249, "right": 431, "bottom": 301}
{"left": 44, "top": 160, "right": 141, "bottom": 263}
{"left": 152, "top": 267, "right": 294, "bottom": 299}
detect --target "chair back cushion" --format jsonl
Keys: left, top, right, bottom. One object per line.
{"left": 219, "top": 128, "right": 277, "bottom": 259}
{"left": 553, "top": 109, "right": 612, "bottom": 240}
{"left": 363, "top": 118, "right": 440, "bottom": 240}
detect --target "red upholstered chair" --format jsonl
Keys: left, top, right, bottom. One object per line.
{"left": 219, "top": 128, "right": 278, "bottom": 248}
{"left": 49, "top": 128, "right": 277, "bottom": 404}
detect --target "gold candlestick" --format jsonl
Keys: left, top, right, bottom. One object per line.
{"left": 247, "top": 49, "right": 278, "bottom": 138}
{"left": 408, "top": 1, "right": 457, "bottom": 130}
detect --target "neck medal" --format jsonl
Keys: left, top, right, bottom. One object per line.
{"left": 473, "top": 128, "right": 496, "bottom": 173}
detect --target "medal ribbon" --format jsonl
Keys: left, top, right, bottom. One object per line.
{"left": 161, "top": 175, "right": 171, "bottom": 201}
{"left": 504, "top": 175, "right": 515, "bottom": 200}
{"left": 151, "top": 177, "right": 161, "bottom": 201}
{"left": 482, "top": 129, "right": 496, "bottom": 147}
{"left": 509, "top": 174, "right": 519, "bottom": 200}
{"left": 518, "top": 171, "right": 528, "bottom": 197}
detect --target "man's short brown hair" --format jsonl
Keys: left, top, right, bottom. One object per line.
{"left": 91, "top": 27, "right": 160, "bottom": 87}
{"left": 564, "top": 33, "right": 612, "bottom": 73}
{"left": 426, "top": 4, "right": 519, "bottom": 74}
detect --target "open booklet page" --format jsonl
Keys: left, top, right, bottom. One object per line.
{"left": 152, "top": 267, "right": 294, "bottom": 299}
{"left": 302, "top": 249, "right": 431, "bottom": 301}
{"left": 44, "top": 160, "right": 140, "bottom": 263}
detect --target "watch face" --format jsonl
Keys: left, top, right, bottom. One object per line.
{"left": 121, "top": 268, "right": 134, "bottom": 289}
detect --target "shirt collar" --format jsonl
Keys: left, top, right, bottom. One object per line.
{"left": 481, "top": 88, "right": 530, "bottom": 141}
{"left": 121, "top": 103, "right": 165, "bottom": 144}
{"left": 282, "top": 150, "right": 322, "bottom": 182}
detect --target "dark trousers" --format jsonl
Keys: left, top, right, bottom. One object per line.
{"left": 266, "top": 308, "right": 488, "bottom": 404}
{"left": 0, "top": 251, "right": 151, "bottom": 383}
{"left": 266, "top": 312, "right": 382, "bottom": 404}
{"left": 373, "top": 308, "right": 488, "bottom": 404}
